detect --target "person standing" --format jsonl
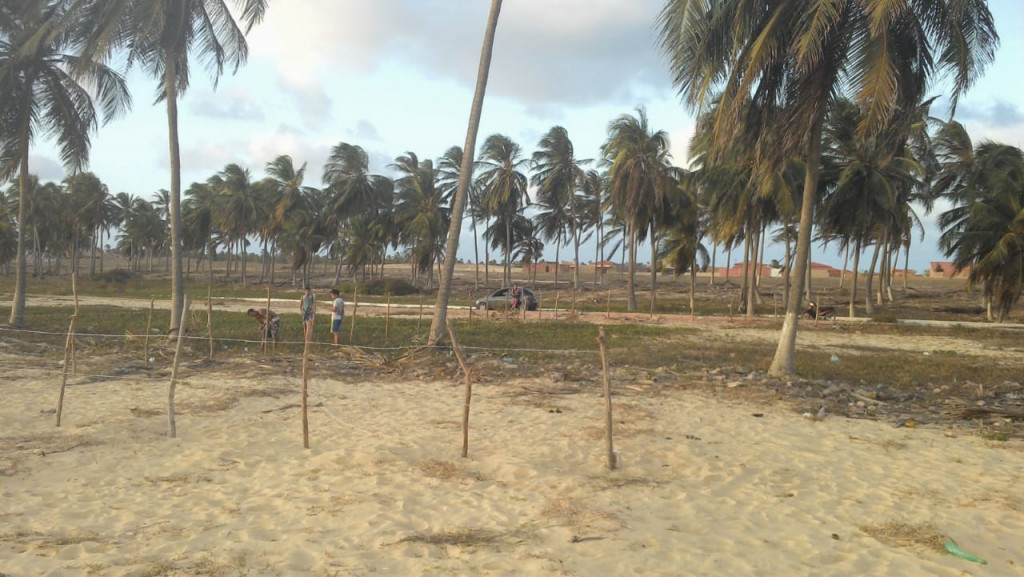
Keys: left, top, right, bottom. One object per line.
{"left": 330, "top": 288, "right": 345, "bottom": 345}
{"left": 299, "top": 286, "right": 315, "bottom": 336}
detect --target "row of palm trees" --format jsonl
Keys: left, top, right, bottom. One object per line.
{"left": 4, "top": 97, "right": 1020, "bottom": 325}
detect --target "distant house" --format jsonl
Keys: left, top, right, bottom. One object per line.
{"left": 714, "top": 261, "right": 842, "bottom": 279}
{"left": 929, "top": 261, "right": 970, "bottom": 279}
{"left": 523, "top": 261, "right": 558, "bottom": 274}
{"left": 581, "top": 261, "right": 621, "bottom": 276}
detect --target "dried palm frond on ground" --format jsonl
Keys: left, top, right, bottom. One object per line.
{"left": 860, "top": 520, "right": 946, "bottom": 552}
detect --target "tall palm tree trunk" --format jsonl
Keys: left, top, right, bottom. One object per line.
{"left": 864, "top": 239, "right": 881, "bottom": 315}
{"left": 627, "top": 226, "right": 638, "bottom": 311}
{"left": 427, "top": 0, "right": 502, "bottom": 345}
{"left": 505, "top": 220, "right": 512, "bottom": 286}
{"left": 849, "top": 239, "right": 862, "bottom": 318}
{"left": 472, "top": 218, "right": 480, "bottom": 291}
{"left": 769, "top": 111, "right": 825, "bottom": 377}
{"left": 553, "top": 236, "right": 561, "bottom": 287}
{"left": 649, "top": 221, "right": 658, "bottom": 312}
{"left": 573, "top": 227, "right": 581, "bottom": 288}
{"left": 165, "top": 62, "right": 185, "bottom": 336}
{"left": 9, "top": 150, "right": 30, "bottom": 327}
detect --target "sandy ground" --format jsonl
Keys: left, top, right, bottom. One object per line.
{"left": 1, "top": 348, "right": 1022, "bottom": 577}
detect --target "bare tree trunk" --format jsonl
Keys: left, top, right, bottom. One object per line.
{"left": 427, "top": 0, "right": 503, "bottom": 345}
{"left": 165, "top": 62, "right": 185, "bottom": 337}
{"left": 864, "top": 240, "right": 880, "bottom": 315}
{"left": 848, "top": 239, "right": 861, "bottom": 318}
{"left": 769, "top": 109, "right": 824, "bottom": 377}
{"left": 626, "top": 226, "right": 638, "bottom": 311}
{"left": 9, "top": 150, "right": 30, "bottom": 327}
{"left": 649, "top": 221, "right": 657, "bottom": 313}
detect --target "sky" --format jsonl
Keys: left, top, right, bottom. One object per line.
{"left": 27, "top": 0, "right": 1024, "bottom": 273}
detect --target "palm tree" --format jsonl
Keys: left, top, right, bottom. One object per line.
{"left": 818, "top": 99, "right": 922, "bottom": 317}
{"left": 392, "top": 152, "right": 451, "bottom": 288}
{"left": 82, "top": 0, "right": 268, "bottom": 333}
{"left": 210, "top": 163, "right": 260, "bottom": 286}
{"left": 64, "top": 171, "right": 109, "bottom": 278}
{"left": 478, "top": 133, "right": 530, "bottom": 286}
{"left": 437, "top": 145, "right": 483, "bottom": 290}
{"left": 532, "top": 126, "right": 588, "bottom": 288}
{"left": 658, "top": 0, "right": 999, "bottom": 376}
{"left": 323, "top": 143, "right": 390, "bottom": 220}
{"left": 264, "top": 154, "right": 312, "bottom": 284}
{"left": 661, "top": 171, "right": 708, "bottom": 314}
{"left": 0, "top": 0, "right": 130, "bottom": 326}
{"left": 428, "top": 0, "right": 502, "bottom": 346}
{"left": 937, "top": 127, "right": 1024, "bottom": 321}
{"left": 601, "top": 107, "right": 675, "bottom": 312}
{"left": 182, "top": 180, "right": 218, "bottom": 279}
{"left": 579, "top": 169, "right": 607, "bottom": 284}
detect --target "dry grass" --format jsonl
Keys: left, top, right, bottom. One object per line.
{"left": 396, "top": 528, "right": 506, "bottom": 547}
{"left": 541, "top": 498, "right": 619, "bottom": 529}
{"left": 860, "top": 520, "right": 946, "bottom": 552}
{"left": 416, "top": 459, "right": 481, "bottom": 482}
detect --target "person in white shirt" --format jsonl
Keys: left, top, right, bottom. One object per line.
{"left": 330, "top": 288, "right": 345, "bottom": 344}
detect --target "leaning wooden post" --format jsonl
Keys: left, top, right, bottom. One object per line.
{"left": 71, "top": 274, "right": 79, "bottom": 375}
{"left": 606, "top": 289, "right": 612, "bottom": 319}
{"left": 553, "top": 291, "right": 560, "bottom": 319}
{"left": 447, "top": 322, "right": 473, "bottom": 459}
{"left": 349, "top": 286, "right": 359, "bottom": 344}
{"left": 55, "top": 313, "right": 77, "bottom": 427}
{"left": 167, "top": 297, "right": 191, "bottom": 438}
{"left": 385, "top": 292, "right": 392, "bottom": 345}
{"left": 571, "top": 288, "right": 577, "bottom": 316}
{"left": 596, "top": 326, "right": 616, "bottom": 470}
{"left": 207, "top": 285, "right": 214, "bottom": 360}
{"left": 144, "top": 298, "right": 155, "bottom": 363}
{"left": 301, "top": 306, "right": 312, "bottom": 449}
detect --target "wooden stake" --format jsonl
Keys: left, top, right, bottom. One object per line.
{"left": 571, "top": 288, "right": 577, "bottom": 316}
{"left": 207, "top": 285, "right": 214, "bottom": 359}
{"left": 349, "top": 286, "right": 359, "bottom": 344}
{"left": 447, "top": 322, "right": 473, "bottom": 459}
{"left": 55, "top": 313, "right": 77, "bottom": 427}
{"left": 167, "top": 296, "right": 191, "bottom": 438}
{"left": 554, "top": 291, "right": 560, "bottom": 319}
{"left": 385, "top": 292, "right": 391, "bottom": 345}
{"left": 301, "top": 304, "right": 312, "bottom": 449}
{"left": 71, "top": 274, "right": 78, "bottom": 375}
{"left": 144, "top": 298, "right": 154, "bottom": 363}
{"left": 596, "top": 326, "right": 616, "bottom": 470}
{"left": 606, "top": 289, "right": 612, "bottom": 319}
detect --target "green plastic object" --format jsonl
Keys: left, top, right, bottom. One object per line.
{"left": 945, "top": 539, "right": 987, "bottom": 565}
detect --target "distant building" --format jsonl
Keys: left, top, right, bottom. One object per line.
{"left": 522, "top": 261, "right": 558, "bottom": 274}
{"left": 929, "top": 261, "right": 970, "bottom": 279}
{"left": 714, "top": 261, "right": 842, "bottom": 279}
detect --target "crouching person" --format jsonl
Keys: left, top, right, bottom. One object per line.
{"left": 247, "top": 307, "right": 281, "bottom": 346}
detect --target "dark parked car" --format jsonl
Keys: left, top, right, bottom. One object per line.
{"left": 475, "top": 287, "right": 539, "bottom": 311}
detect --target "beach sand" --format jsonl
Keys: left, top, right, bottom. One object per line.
{"left": 1, "top": 351, "right": 1021, "bottom": 577}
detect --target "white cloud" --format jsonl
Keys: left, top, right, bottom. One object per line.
{"left": 247, "top": 0, "right": 673, "bottom": 118}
